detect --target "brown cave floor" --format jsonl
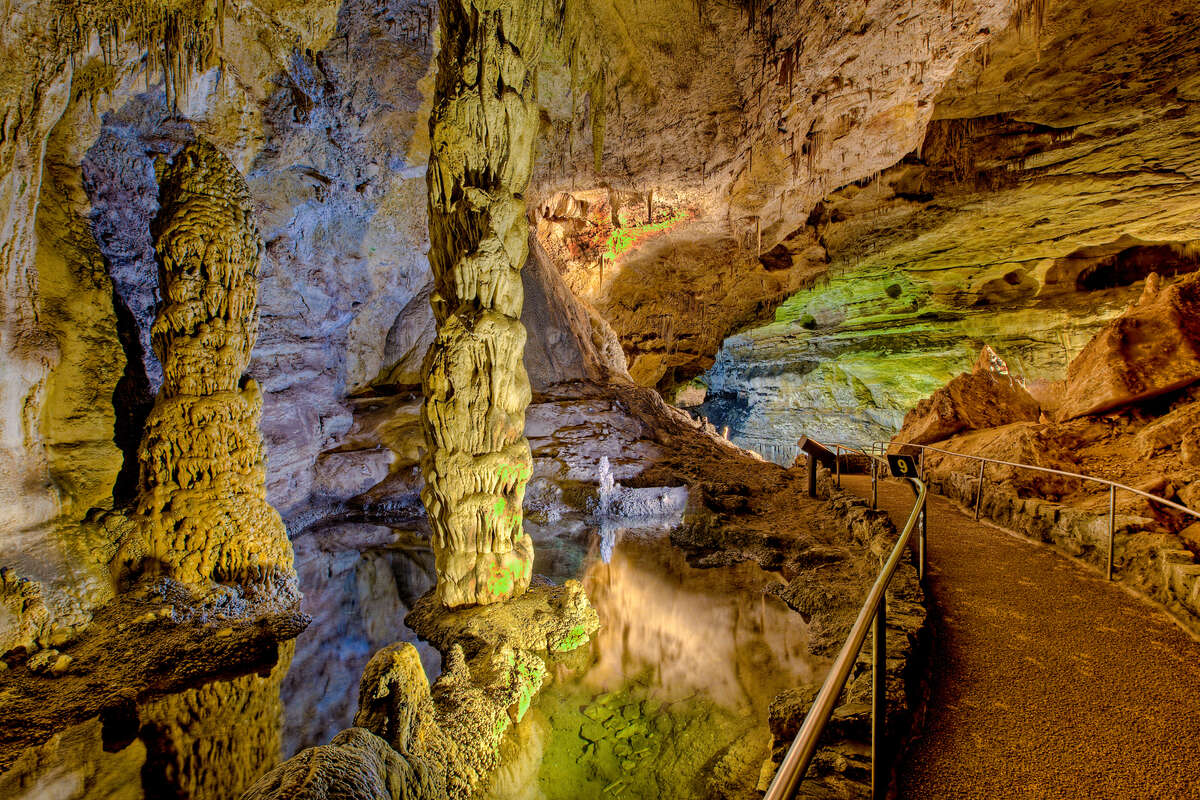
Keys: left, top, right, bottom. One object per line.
{"left": 841, "top": 476, "right": 1200, "bottom": 800}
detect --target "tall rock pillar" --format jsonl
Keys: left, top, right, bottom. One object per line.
{"left": 422, "top": 0, "right": 544, "bottom": 606}
{"left": 116, "top": 139, "right": 295, "bottom": 595}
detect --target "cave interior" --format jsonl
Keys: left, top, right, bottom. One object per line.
{"left": 2, "top": 0, "right": 1200, "bottom": 798}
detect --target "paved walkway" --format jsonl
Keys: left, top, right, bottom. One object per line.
{"left": 840, "top": 475, "right": 1200, "bottom": 800}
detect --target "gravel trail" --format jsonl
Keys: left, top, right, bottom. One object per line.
{"left": 841, "top": 475, "right": 1200, "bottom": 800}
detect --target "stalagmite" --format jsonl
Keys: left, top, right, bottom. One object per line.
{"left": 113, "top": 138, "right": 295, "bottom": 595}
{"left": 422, "top": 0, "right": 545, "bottom": 607}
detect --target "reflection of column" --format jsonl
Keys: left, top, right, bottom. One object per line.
{"left": 421, "top": 0, "right": 544, "bottom": 607}
{"left": 115, "top": 139, "right": 295, "bottom": 594}
{"left": 140, "top": 642, "right": 294, "bottom": 799}
{"left": 581, "top": 539, "right": 819, "bottom": 709}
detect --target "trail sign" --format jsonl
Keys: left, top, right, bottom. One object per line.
{"left": 888, "top": 454, "right": 918, "bottom": 478}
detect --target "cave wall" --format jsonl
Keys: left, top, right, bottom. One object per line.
{"left": 0, "top": 0, "right": 439, "bottom": 640}
{"left": 528, "top": 0, "right": 1024, "bottom": 389}
{"left": 1, "top": 0, "right": 1198, "bottom": 662}
{"left": 697, "top": 0, "right": 1200, "bottom": 456}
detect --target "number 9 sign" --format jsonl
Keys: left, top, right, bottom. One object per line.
{"left": 887, "top": 454, "right": 918, "bottom": 478}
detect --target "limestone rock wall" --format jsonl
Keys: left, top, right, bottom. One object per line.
{"left": 529, "top": 0, "right": 1022, "bottom": 390}
{"left": 699, "top": 0, "right": 1200, "bottom": 452}
{"left": 1059, "top": 274, "right": 1200, "bottom": 420}
{"left": 896, "top": 347, "right": 1041, "bottom": 446}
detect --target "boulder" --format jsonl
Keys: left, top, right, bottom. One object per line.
{"left": 1134, "top": 403, "right": 1200, "bottom": 457}
{"left": 894, "top": 346, "right": 1041, "bottom": 445}
{"left": 1058, "top": 274, "right": 1200, "bottom": 420}
{"left": 1177, "top": 481, "right": 1200, "bottom": 513}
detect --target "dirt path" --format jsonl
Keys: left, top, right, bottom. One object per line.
{"left": 839, "top": 475, "right": 1200, "bottom": 800}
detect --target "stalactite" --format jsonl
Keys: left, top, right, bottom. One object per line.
{"left": 51, "top": 0, "right": 227, "bottom": 112}
{"left": 1015, "top": 0, "right": 1048, "bottom": 47}
{"left": 423, "top": 0, "right": 545, "bottom": 607}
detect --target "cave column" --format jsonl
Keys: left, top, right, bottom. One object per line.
{"left": 422, "top": 0, "right": 544, "bottom": 606}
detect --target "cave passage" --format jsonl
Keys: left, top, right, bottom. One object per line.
{"left": 4, "top": 0, "right": 1200, "bottom": 799}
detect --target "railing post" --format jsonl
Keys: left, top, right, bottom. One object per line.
{"left": 871, "top": 459, "right": 878, "bottom": 510}
{"left": 975, "top": 459, "right": 985, "bottom": 521}
{"left": 836, "top": 445, "right": 842, "bottom": 488}
{"left": 871, "top": 599, "right": 887, "bottom": 800}
{"left": 919, "top": 448, "right": 925, "bottom": 480}
{"left": 1107, "top": 484, "right": 1116, "bottom": 581}
{"left": 918, "top": 495, "right": 927, "bottom": 581}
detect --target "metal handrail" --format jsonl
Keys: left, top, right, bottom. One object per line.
{"left": 873, "top": 439, "right": 1200, "bottom": 580}
{"left": 821, "top": 442, "right": 928, "bottom": 573}
{"left": 765, "top": 458, "right": 927, "bottom": 800}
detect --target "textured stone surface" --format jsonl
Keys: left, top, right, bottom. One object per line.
{"left": 696, "top": 0, "right": 1200, "bottom": 450}
{"left": 1059, "top": 275, "right": 1200, "bottom": 420}
{"left": 242, "top": 726, "right": 426, "bottom": 800}
{"left": 0, "top": 585, "right": 307, "bottom": 777}
{"left": 406, "top": 579, "right": 599, "bottom": 659}
{"left": 110, "top": 139, "right": 295, "bottom": 594}
{"left": 420, "top": 0, "right": 545, "bottom": 607}
{"left": 896, "top": 348, "right": 1041, "bottom": 446}
{"left": 249, "top": 582, "right": 600, "bottom": 800}
{"left": 138, "top": 643, "right": 293, "bottom": 800}
{"left": 530, "top": 0, "right": 1020, "bottom": 391}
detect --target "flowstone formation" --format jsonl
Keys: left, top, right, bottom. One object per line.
{"left": 420, "top": 0, "right": 544, "bottom": 607}
{"left": 243, "top": 583, "right": 600, "bottom": 800}
{"left": 113, "top": 139, "right": 294, "bottom": 595}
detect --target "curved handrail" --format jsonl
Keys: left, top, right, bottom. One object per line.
{"left": 764, "top": 472, "right": 927, "bottom": 800}
{"left": 874, "top": 440, "right": 1200, "bottom": 522}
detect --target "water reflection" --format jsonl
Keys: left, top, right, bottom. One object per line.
{"left": 1, "top": 518, "right": 818, "bottom": 800}
{"left": 281, "top": 521, "right": 438, "bottom": 755}
{"left": 584, "top": 527, "right": 817, "bottom": 709}
{"left": 485, "top": 522, "right": 824, "bottom": 800}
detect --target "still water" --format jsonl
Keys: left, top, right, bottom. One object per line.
{"left": 0, "top": 517, "right": 821, "bottom": 799}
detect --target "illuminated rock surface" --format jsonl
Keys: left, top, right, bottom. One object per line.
{"left": 110, "top": 139, "right": 296, "bottom": 595}
{"left": 695, "top": 0, "right": 1200, "bottom": 452}
{"left": 3, "top": 0, "right": 1200, "bottom": 797}
{"left": 1059, "top": 274, "right": 1200, "bottom": 421}
{"left": 896, "top": 347, "right": 1041, "bottom": 446}
{"left": 419, "top": 0, "right": 544, "bottom": 608}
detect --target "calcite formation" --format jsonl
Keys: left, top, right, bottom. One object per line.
{"left": 420, "top": 0, "right": 543, "bottom": 606}
{"left": 140, "top": 642, "right": 293, "bottom": 799}
{"left": 113, "top": 139, "right": 294, "bottom": 593}
{"left": 244, "top": 584, "right": 601, "bottom": 800}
